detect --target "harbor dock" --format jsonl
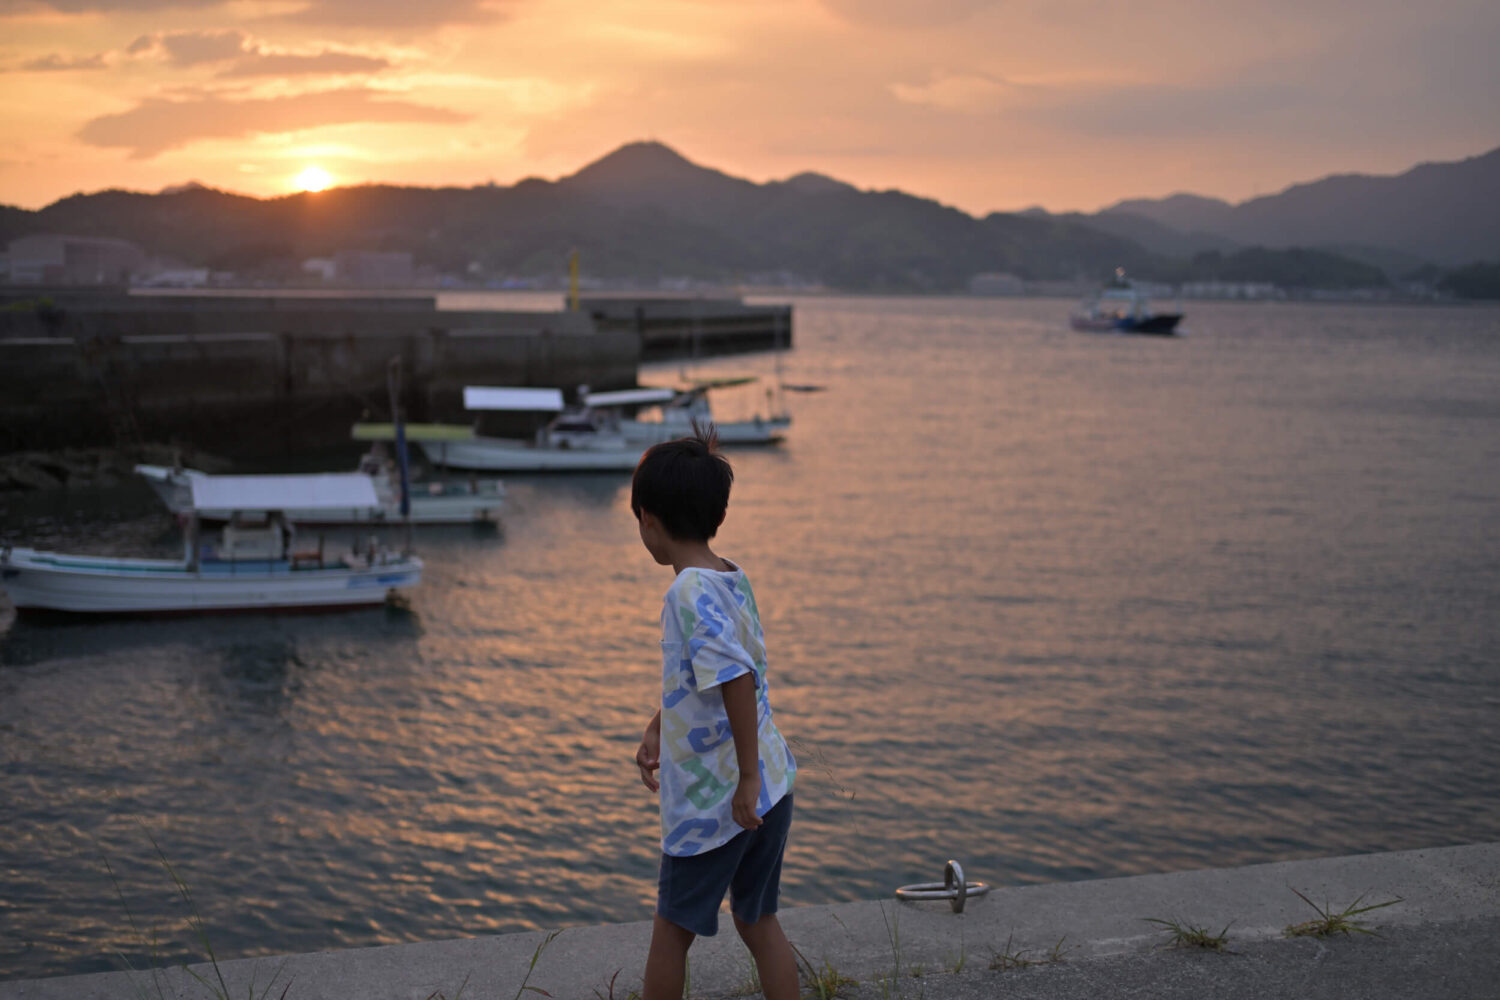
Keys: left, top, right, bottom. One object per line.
{"left": 583, "top": 296, "right": 793, "bottom": 362}
{"left": 3, "top": 842, "right": 1493, "bottom": 999}
{"left": 0, "top": 291, "right": 790, "bottom": 457}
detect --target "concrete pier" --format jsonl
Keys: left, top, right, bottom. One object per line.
{"left": 3, "top": 842, "right": 1493, "bottom": 999}
{"left": 583, "top": 296, "right": 793, "bottom": 362}
{"left": 0, "top": 294, "right": 634, "bottom": 456}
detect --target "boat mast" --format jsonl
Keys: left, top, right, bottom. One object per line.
{"left": 387, "top": 357, "right": 414, "bottom": 556}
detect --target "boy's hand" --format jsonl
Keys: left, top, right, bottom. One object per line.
{"left": 636, "top": 728, "right": 661, "bottom": 793}
{"left": 732, "top": 774, "right": 762, "bottom": 830}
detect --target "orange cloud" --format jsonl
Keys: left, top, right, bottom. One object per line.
{"left": 77, "top": 87, "right": 469, "bottom": 158}
{"left": 217, "top": 49, "right": 390, "bottom": 77}
{"left": 18, "top": 52, "right": 109, "bottom": 71}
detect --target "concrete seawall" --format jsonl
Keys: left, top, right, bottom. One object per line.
{"left": 583, "top": 297, "right": 794, "bottom": 362}
{"left": 3, "top": 842, "right": 1494, "bottom": 999}
{"left": 1, "top": 293, "right": 795, "bottom": 457}
{"left": 0, "top": 298, "right": 634, "bottom": 456}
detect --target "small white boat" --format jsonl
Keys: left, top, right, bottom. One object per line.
{"left": 418, "top": 387, "right": 661, "bottom": 473}
{"left": 137, "top": 446, "right": 504, "bottom": 525}
{"left": 617, "top": 381, "right": 790, "bottom": 446}
{"left": 0, "top": 475, "right": 421, "bottom": 615}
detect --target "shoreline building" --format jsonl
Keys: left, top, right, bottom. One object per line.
{"left": 6, "top": 234, "right": 145, "bottom": 286}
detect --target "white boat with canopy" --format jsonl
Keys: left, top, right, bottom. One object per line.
{"left": 0, "top": 473, "right": 422, "bottom": 614}
{"left": 416, "top": 386, "right": 669, "bottom": 473}
{"left": 137, "top": 438, "right": 504, "bottom": 525}
{"left": 616, "top": 379, "right": 790, "bottom": 445}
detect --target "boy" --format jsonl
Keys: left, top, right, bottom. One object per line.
{"left": 631, "top": 428, "right": 799, "bottom": 1000}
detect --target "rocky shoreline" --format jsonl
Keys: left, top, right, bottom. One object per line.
{"left": 0, "top": 445, "right": 233, "bottom": 492}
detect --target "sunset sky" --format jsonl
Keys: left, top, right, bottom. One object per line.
{"left": 2, "top": 0, "right": 1497, "bottom": 214}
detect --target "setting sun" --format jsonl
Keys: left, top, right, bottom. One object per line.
{"left": 294, "top": 166, "right": 332, "bottom": 193}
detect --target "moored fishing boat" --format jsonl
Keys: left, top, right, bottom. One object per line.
{"left": 416, "top": 387, "right": 664, "bottom": 473}
{"left": 0, "top": 474, "right": 422, "bottom": 615}
{"left": 137, "top": 442, "right": 504, "bottom": 525}
{"left": 617, "top": 380, "right": 790, "bottom": 446}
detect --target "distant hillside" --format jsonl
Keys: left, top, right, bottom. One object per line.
{"left": 3, "top": 140, "right": 1480, "bottom": 291}
{"left": 1105, "top": 193, "right": 1237, "bottom": 239}
{"left": 1098, "top": 147, "right": 1500, "bottom": 266}
{"left": 0, "top": 142, "right": 1149, "bottom": 292}
{"left": 1043, "top": 208, "right": 1238, "bottom": 258}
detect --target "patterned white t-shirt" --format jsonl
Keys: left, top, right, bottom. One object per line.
{"left": 657, "top": 562, "right": 796, "bottom": 857}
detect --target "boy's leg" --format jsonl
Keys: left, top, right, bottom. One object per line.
{"left": 642, "top": 914, "right": 695, "bottom": 1000}
{"left": 731, "top": 911, "right": 799, "bottom": 1000}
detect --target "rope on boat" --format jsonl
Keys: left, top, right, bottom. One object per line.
{"left": 895, "top": 860, "right": 990, "bottom": 913}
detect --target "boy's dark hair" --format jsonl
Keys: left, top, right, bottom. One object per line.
{"left": 631, "top": 424, "right": 734, "bottom": 541}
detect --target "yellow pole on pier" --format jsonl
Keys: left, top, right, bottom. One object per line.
{"left": 568, "top": 249, "right": 580, "bottom": 312}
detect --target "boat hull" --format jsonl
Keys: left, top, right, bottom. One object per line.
{"left": 1069, "top": 313, "right": 1182, "bottom": 335}
{"left": 420, "top": 438, "right": 644, "bottom": 472}
{"left": 0, "top": 548, "right": 422, "bottom": 614}
{"left": 621, "top": 416, "right": 790, "bottom": 445}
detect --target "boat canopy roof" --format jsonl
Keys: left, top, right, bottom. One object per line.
{"left": 351, "top": 422, "right": 475, "bottom": 442}
{"left": 189, "top": 474, "right": 379, "bottom": 512}
{"left": 583, "top": 387, "right": 677, "bottom": 408}
{"left": 464, "top": 386, "right": 565, "bottom": 412}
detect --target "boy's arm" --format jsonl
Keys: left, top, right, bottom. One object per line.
{"left": 720, "top": 674, "right": 763, "bottom": 830}
{"left": 636, "top": 709, "right": 662, "bottom": 792}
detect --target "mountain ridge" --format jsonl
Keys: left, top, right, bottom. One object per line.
{"left": 2, "top": 141, "right": 1495, "bottom": 288}
{"left": 1093, "top": 146, "right": 1500, "bottom": 265}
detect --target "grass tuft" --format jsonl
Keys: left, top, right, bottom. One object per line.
{"left": 105, "top": 830, "right": 291, "bottom": 1000}
{"left": 989, "top": 932, "right": 1069, "bottom": 972}
{"left": 1284, "top": 888, "right": 1402, "bottom": 938}
{"left": 425, "top": 973, "right": 470, "bottom": 1000}
{"left": 592, "top": 968, "right": 641, "bottom": 1000}
{"left": 1144, "top": 917, "right": 1233, "bottom": 952}
{"left": 791, "top": 943, "right": 856, "bottom": 999}
{"left": 511, "top": 929, "right": 562, "bottom": 999}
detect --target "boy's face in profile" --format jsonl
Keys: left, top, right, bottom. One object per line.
{"left": 637, "top": 510, "right": 674, "bottom": 567}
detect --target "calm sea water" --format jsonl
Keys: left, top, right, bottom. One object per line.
{"left": 3, "top": 295, "right": 1499, "bottom": 982}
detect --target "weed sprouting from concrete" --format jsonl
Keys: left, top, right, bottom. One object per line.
{"left": 729, "top": 940, "right": 762, "bottom": 998}
{"left": 592, "top": 968, "right": 641, "bottom": 1000}
{"left": 104, "top": 831, "right": 291, "bottom": 1000}
{"left": 1144, "top": 917, "right": 1233, "bottom": 952}
{"left": 872, "top": 903, "right": 934, "bottom": 1000}
{"left": 988, "top": 931, "right": 1068, "bottom": 972}
{"left": 1284, "top": 888, "right": 1402, "bottom": 938}
{"left": 988, "top": 932, "right": 1036, "bottom": 972}
{"left": 511, "top": 929, "right": 562, "bottom": 999}
{"left": 790, "top": 942, "right": 856, "bottom": 999}
{"left": 424, "top": 973, "right": 470, "bottom": 1000}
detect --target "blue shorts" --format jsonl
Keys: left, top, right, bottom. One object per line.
{"left": 657, "top": 793, "right": 793, "bottom": 937}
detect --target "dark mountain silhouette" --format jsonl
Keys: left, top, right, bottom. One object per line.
{"left": 0, "top": 142, "right": 1149, "bottom": 290}
{"left": 1104, "top": 193, "right": 1236, "bottom": 236}
{"left": 1043, "top": 209, "right": 1237, "bottom": 258}
{"left": 3, "top": 140, "right": 1485, "bottom": 290}
{"left": 1097, "top": 147, "right": 1500, "bottom": 266}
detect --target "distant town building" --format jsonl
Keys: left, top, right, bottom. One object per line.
{"left": 302, "top": 257, "right": 337, "bottom": 282}
{"left": 137, "top": 268, "right": 210, "bottom": 288}
{"left": 1179, "top": 281, "right": 1284, "bottom": 300}
{"left": 333, "top": 250, "right": 415, "bottom": 288}
{"left": 968, "top": 272, "right": 1026, "bottom": 296}
{"left": 7, "top": 234, "right": 145, "bottom": 285}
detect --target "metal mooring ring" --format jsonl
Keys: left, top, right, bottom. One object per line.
{"left": 895, "top": 859, "right": 991, "bottom": 913}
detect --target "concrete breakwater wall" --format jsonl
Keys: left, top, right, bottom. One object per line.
{"left": 0, "top": 296, "right": 636, "bottom": 457}
{"left": 583, "top": 296, "right": 794, "bottom": 361}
